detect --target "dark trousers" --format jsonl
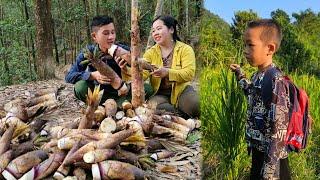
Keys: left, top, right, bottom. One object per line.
{"left": 250, "top": 148, "right": 291, "bottom": 180}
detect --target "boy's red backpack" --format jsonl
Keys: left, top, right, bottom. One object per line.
{"left": 262, "top": 66, "right": 312, "bottom": 152}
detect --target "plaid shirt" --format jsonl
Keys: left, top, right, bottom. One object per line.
{"left": 236, "top": 64, "right": 290, "bottom": 179}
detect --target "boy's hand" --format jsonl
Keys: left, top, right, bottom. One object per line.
{"left": 230, "top": 64, "right": 240, "bottom": 72}
{"left": 230, "top": 64, "right": 246, "bottom": 80}
{"left": 90, "top": 71, "right": 111, "bottom": 85}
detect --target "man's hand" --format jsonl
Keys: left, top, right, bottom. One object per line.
{"left": 117, "top": 83, "right": 129, "bottom": 96}
{"left": 115, "top": 56, "right": 128, "bottom": 69}
{"left": 90, "top": 71, "right": 111, "bottom": 85}
{"left": 151, "top": 67, "right": 169, "bottom": 78}
{"left": 230, "top": 64, "right": 240, "bottom": 72}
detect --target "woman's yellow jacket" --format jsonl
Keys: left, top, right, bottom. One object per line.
{"left": 143, "top": 41, "right": 196, "bottom": 106}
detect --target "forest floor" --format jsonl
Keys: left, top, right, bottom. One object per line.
{"left": 0, "top": 77, "right": 201, "bottom": 179}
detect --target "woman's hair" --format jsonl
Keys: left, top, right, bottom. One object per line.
{"left": 153, "top": 15, "right": 181, "bottom": 41}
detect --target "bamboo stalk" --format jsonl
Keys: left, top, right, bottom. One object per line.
{"left": 11, "top": 140, "right": 35, "bottom": 158}
{"left": 131, "top": 0, "right": 144, "bottom": 108}
{"left": 26, "top": 93, "right": 56, "bottom": 107}
{"left": 0, "top": 125, "right": 15, "bottom": 155}
{"left": 155, "top": 118, "right": 190, "bottom": 134}
{"left": 150, "top": 150, "right": 174, "bottom": 161}
{"left": 73, "top": 167, "right": 86, "bottom": 180}
{"left": 2, "top": 150, "right": 48, "bottom": 179}
{"left": 78, "top": 86, "right": 103, "bottom": 129}
{"left": 122, "top": 101, "right": 132, "bottom": 110}
{"left": 63, "top": 129, "right": 135, "bottom": 165}
{"left": 57, "top": 136, "right": 90, "bottom": 150}
{"left": 103, "top": 99, "right": 117, "bottom": 117}
{"left": 83, "top": 149, "right": 116, "bottom": 163}
{"left": 92, "top": 160, "right": 145, "bottom": 180}
{"left": 115, "top": 111, "right": 125, "bottom": 120}
{"left": 161, "top": 115, "right": 195, "bottom": 130}
{"left": 126, "top": 109, "right": 136, "bottom": 118}
{"left": 53, "top": 142, "right": 81, "bottom": 180}
{"left": 146, "top": 138, "right": 164, "bottom": 151}
{"left": 20, "top": 151, "right": 66, "bottom": 180}
{"left": 49, "top": 126, "right": 111, "bottom": 140}
{"left": 0, "top": 150, "right": 12, "bottom": 173}
{"left": 99, "top": 117, "right": 117, "bottom": 133}
{"left": 152, "top": 124, "right": 188, "bottom": 141}
{"left": 94, "top": 106, "right": 105, "bottom": 122}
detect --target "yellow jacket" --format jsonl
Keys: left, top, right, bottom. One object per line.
{"left": 143, "top": 41, "right": 196, "bottom": 106}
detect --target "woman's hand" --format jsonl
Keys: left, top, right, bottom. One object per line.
{"left": 90, "top": 71, "right": 111, "bottom": 84}
{"left": 151, "top": 67, "right": 169, "bottom": 78}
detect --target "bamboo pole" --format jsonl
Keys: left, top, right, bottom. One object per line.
{"left": 131, "top": 0, "right": 144, "bottom": 108}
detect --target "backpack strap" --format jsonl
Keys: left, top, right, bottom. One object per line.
{"left": 261, "top": 66, "right": 282, "bottom": 109}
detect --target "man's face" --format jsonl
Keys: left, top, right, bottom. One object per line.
{"left": 92, "top": 23, "right": 116, "bottom": 52}
{"left": 243, "top": 27, "right": 269, "bottom": 67}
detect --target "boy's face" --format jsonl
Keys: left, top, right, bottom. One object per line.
{"left": 91, "top": 23, "right": 116, "bottom": 52}
{"left": 244, "top": 27, "right": 271, "bottom": 68}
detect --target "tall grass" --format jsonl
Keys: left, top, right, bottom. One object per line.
{"left": 288, "top": 73, "right": 320, "bottom": 179}
{"left": 200, "top": 65, "right": 249, "bottom": 179}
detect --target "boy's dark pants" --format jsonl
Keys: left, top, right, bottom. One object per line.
{"left": 250, "top": 148, "right": 291, "bottom": 180}
{"left": 74, "top": 80, "right": 154, "bottom": 106}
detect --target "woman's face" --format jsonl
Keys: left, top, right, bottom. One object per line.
{"left": 151, "top": 19, "right": 174, "bottom": 46}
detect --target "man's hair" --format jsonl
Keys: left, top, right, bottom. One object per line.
{"left": 91, "top": 15, "right": 113, "bottom": 32}
{"left": 247, "top": 19, "right": 282, "bottom": 51}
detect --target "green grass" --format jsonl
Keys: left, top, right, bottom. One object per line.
{"left": 200, "top": 65, "right": 249, "bottom": 179}
{"left": 200, "top": 65, "right": 320, "bottom": 179}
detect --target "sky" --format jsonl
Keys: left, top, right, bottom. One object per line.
{"left": 204, "top": 0, "right": 320, "bottom": 24}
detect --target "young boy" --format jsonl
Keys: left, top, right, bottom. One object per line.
{"left": 65, "top": 15, "right": 153, "bottom": 105}
{"left": 230, "top": 19, "right": 291, "bottom": 180}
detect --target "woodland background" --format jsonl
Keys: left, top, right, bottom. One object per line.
{"left": 0, "top": 0, "right": 201, "bottom": 85}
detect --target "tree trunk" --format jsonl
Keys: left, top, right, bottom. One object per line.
{"left": 96, "top": 0, "right": 100, "bottom": 15}
{"left": 23, "top": 0, "right": 36, "bottom": 73}
{"left": 34, "top": 0, "right": 55, "bottom": 80}
{"left": 145, "top": 0, "right": 163, "bottom": 50}
{"left": 52, "top": 17, "right": 59, "bottom": 64}
{"left": 177, "top": 0, "right": 185, "bottom": 40}
{"left": 131, "top": 0, "right": 144, "bottom": 108}
{"left": 185, "top": 0, "right": 189, "bottom": 37}
{"left": 82, "top": 0, "right": 91, "bottom": 44}
{"left": 0, "top": 6, "right": 9, "bottom": 75}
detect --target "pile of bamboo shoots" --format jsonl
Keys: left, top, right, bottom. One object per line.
{"left": 0, "top": 85, "right": 199, "bottom": 179}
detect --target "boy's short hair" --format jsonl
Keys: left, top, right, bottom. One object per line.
{"left": 247, "top": 19, "right": 282, "bottom": 51}
{"left": 91, "top": 15, "right": 114, "bottom": 32}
